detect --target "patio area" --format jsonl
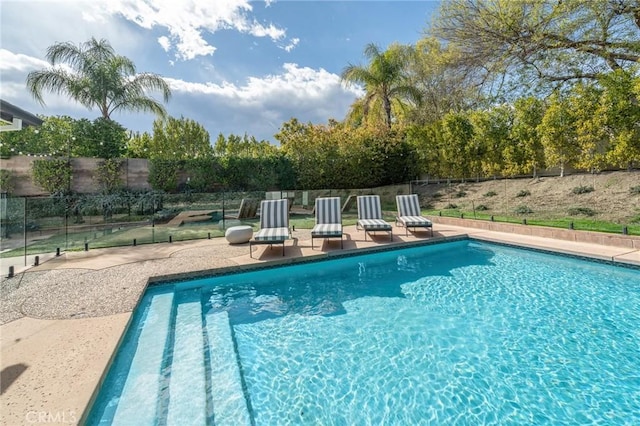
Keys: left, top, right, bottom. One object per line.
{"left": 1, "top": 222, "right": 639, "bottom": 425}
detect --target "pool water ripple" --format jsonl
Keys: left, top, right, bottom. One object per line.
{"left": 88, "top": 240, "right": 640, "bottom": 425}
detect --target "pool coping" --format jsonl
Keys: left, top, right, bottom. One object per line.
{"left": 1, "top": 223, "right": 639, "bottom": 426}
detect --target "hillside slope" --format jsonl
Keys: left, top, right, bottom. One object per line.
{"left": 416, "top": 171, "right": 640, "bottom": 224}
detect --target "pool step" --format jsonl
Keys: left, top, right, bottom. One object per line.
{"left": 111, "top": 292, "right": 174, "bottom": 425}
{"left": 205, "top": 311, "right": 252, "bottom": 426}
{"left": 167, "top": 293, "right": 208, "bottom": 425}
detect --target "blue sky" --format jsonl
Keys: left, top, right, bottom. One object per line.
{"left": 1, "top": 0, "right": 440, "bottom": 143}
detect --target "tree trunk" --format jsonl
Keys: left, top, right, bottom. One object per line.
{"left": 383, "top": 96, "right": 392, "bottom": 129}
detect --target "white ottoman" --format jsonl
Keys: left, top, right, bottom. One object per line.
{"left": 225, "top": 225, "right": 253, "bottom": 244}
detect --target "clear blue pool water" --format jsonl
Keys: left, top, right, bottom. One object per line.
{"left": 88, "top": 240, "right": 640, "bottom": 425}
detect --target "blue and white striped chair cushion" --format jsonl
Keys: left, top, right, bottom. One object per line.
{"left": 259, "top": 199, "right": 289, "bottom": 228}
{"left": 357, "top": 219, "right": 392, "bottom": 230}
{"left": 315, "top": 197, "right": 342, "bottom": 224}
{"left": 398, "top": 216, "right": 432, "bottom": 227}
{"left": 357, "top": 195, "right": 383, "bottom": 220}
{"left": 396, "top": 194, "right": 421, "bottom": 217}
{"left": 311, "top": 223, "right": 343, "bottom": 237}
{"left": 254, "top": 227, "right": 289, "bottom": 241}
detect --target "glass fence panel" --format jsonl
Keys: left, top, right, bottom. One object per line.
{"left": 2, "top": 181, "right": 637, "bottom": 272}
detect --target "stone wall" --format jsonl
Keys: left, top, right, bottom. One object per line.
{"left": 0, "top": 156, "right": 150, "bottom": 196}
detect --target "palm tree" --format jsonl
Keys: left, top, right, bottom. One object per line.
{"left": 27, "top": 37, "right": 171, "bottom": 120}
{"left": 341, "top": 43, "right": 421, "bottom": 129}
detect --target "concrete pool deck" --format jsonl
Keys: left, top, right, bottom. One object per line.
{"left": 1, "top": 222, "right": 639, "bottom": 425}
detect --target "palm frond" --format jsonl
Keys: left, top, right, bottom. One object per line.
{"left": 28, "top": 38, "right": 171, "bottom": 119}
{"left": 26, "top": 69, "right": 76, "bottom": 105}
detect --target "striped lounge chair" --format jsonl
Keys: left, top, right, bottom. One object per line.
{"left": 356, "top": 195, "right": 392, "bottom": 241}
{"left": 250, "top": 199, "right": 290, "bottom": 257}
{"left": 311, "top": 197, "right": 343, "bottom": 249}
{"left": 396, "top": 194, "right": 433, "bottom": 236}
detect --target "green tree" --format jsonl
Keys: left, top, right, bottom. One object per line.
{"left": 539, "top": 92, "right": 579, "bottom": 177}
{"left": 0, "top": 115, "right": 127, "bottom": 159}
{"left": 149, "top": 116, "right": 213, "bottom": 160}
{"left": 405, "top": 123, "right": 445, "bottom": 178}
{"left": 80, "top": 118, "right": 128, "bottom": 158}
{"left": 469, "top": 105, "right": 512, "bottom": 178}
{"left": 405, "top": 36, "right": 479, "bottom": 125}
{"left": 570, "top": 83, "right": 609, "bottom": 173}
{"left": 507, "top": 97, "right": 546, "bottom": 177}
{"left": 126, "top": 131, "right": 153, "bottom": 158}
{"left": 26, "top": 37, "right": 171, "bottom": 119}
{"left": 95, "top": 159, "right": 124, "bottom": 193}
{"left": 31, "top": 158, "right": 72, "bottom": 194}
{"left": 341, "top": 43, "right": 421, "bottom": 129}
{"left": 0, "top": 170, "right": 14, "bottom": 194}
{"left": 213, "top": 133, "right": 278, "bottom": 157}
{"left": 433, "top": 0, "right": 640, "bottom": 95}
{"left": 0, "top": 123, "right": 45, "bottom": 157}
{"left": 600, "top": 70, "right": 640, "bottom": 169}
{"left": 440, "top": 111, "right": 475, "bottom": 179}
{"left": 148, "top": 159, "right": 180, "bottom": 192}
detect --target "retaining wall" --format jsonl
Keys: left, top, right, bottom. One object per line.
{"left": 0, "top": 156, "right": 150, "bottom": 195}
{"left": 429, "top": 215, "right": 640, "bottom": 250}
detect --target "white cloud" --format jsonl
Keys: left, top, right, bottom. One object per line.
{"left": 85, "top": 0, "right": 287, "bottom": 61}
{"left": 282, "top": 38, "right": 300, "bottom": 53}
{"left": 166, "top": 63, "right": 361, "bottom": 105}
{"left": 161, "top": 63, "right": 363, "bottom": 141}
{"left": 157, "top": 36, "right": 171, "bottom": 52}
{"left": 0, "top": 49, "right": 50, "bottom": 72}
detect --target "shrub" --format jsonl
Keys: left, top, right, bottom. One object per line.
{"left": 95, "top": 159, "right": 124, "bottom": 194}
{"left": 32, "top": 158, "right": 72, "bottom": 194}
{"left": 572, "top": 185, "right": 594, "bottom": 195}
{"left": 0, "top": 169, "right": 14, "bottom": 194}
{"left": 514, "top": 205, "right": 533, "bottom": 215}
{"left": 568, "top": 207, "right": 596, "bottom": 216}
{"left": 444, "top": 203, "right": 458, "bottom": 209}
{"left": 475, "top": 204, "right": 489, "bottom": 211}
{"left": 431, "top": 192, "right": 443, "bottom": 199}
{"left": 421, "top": 201, "right": 434, "bottom": 210}
{"left": 454, "top": 190, "right": 467, "bottom": 198}
{"left": 484, "top": 191, "right": 497, "bottom": 197}
{"left": 630, "top": 186, "right": 640, "bottom": 195}
{"left": 516, "top": 189, "right": 531, "bottom": 198}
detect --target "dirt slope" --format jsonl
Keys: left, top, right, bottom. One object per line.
{"left": 415, "top": 171, "right": 640, "bottom": 224}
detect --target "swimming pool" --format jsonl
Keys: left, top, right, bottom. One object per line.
{"left": 87, "top": 239, "right": 640, "bottom": 425}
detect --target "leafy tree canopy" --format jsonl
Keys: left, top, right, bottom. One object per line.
{"left": 341, "top": 43, "right": 422, "bottom": 128}
{"left": 148, "top": 116, "right": 213, "bottom": 160}
{"left": 432, "top": 0, "right": 640, "bottom": 96}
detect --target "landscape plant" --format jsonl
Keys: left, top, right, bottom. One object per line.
{"left": 31, "top": 158, "right": 72, "bottom": 194}
{"left": 572, "top": 185, "right": 595, "bottom": 195}
{"left": 0, "top": 170, "right": 14, "bottom": 194}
